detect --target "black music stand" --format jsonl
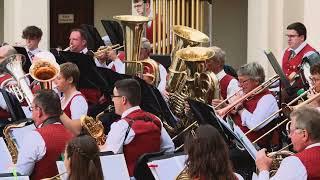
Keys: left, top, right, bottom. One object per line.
{"left": 101, "top": 20, "right": 124, "bottom": 48}
{"left": 149, "top": 54, "right": 171, "bottom": 70}
{"left": 80, "top": 24, "right": 105, "bottom": 52}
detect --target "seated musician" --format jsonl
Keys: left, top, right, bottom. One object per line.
{"left": 256, "top": 106, "right": 320, "bottom": 179}
{"left": 15, "top": 89, "right": 73, "bottom": 180}
{"left": 208, "top": 46, "right": 240, "bottom": 107}
{"left": 307, "top": 63, "right": 320, "bottom": 109}
{"left": 177, "top": 124, "right": 243, "bottom": 180}
{"left": 99, "top": 78, "right": 174, "bottom": 176}
{"left": 22, "top": 26, "right": 43, "bottom": 61}
{"left": 226, "top": 62, "right": 279, "bottom": 148}
{"left": 54, "top": 62, "right": 88, "bottom": 119}
{"left": 62, "top": 135, "right": 103, "bottom": 180}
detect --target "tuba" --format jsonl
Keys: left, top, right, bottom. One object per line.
{"left": 29, "top": 59, "right": 60, "bottom": 89}
{"left": 0, "top": 54, "right": 34, "bottom": 106}
{"left": 167, "top": 25, "right": 209, "bottom": 92}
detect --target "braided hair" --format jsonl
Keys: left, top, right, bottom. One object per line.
{"left": 66, "top": 135, "right": 103, "bottom": 180}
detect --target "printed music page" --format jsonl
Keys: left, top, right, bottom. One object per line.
{"left": 148, "top": 154, "right": 187, "bottom": 180}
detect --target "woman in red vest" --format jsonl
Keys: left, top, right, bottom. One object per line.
{"left": 54, "top": 62, "right": 88, "bottom": 119}
{"left": 64, "top": 135, "right": 103, "bottom": 180}
{"left": 256, "top": 107, "right": 320, "bottom": 179}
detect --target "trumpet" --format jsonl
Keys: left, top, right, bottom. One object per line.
{"left": 93, "top": 44, "right": 124, "bottom": 57}
{"left": 63, "top": 45, "right": 72, "bottom": 51}
{"left": 216, "top": 75, "right": 280, "bottom": 118}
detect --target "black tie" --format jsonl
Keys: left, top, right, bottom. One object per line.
{"left": 289, "top": 50, "right": 295, "bottom": 60}
{"left": 28, "top": 51, "right": 34, "bottom": 60}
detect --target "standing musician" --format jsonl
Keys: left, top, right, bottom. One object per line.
{"left": 15, "top": 89, "right": 73, "bottom": 180}
{"left": 256, "top": 107, "right": 320, "bottom": 179}
{"left": 282, "top": 22, "right": 319, "bottom": 86}
{"left": 208, "top": 46, "right": 240, "bottom": 107}
{"left": 22, "top": 26, "right": 43, "bottom": 61}
{"left": 54, "top": 62, "right": 88, "bottom": 119}
{"left": 226, "top": 62, "right": 279, "bottom": 148}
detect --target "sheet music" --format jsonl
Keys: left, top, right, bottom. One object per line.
{"left": 0, "top": 137, "right": 13, "bottom": 173}
{"left": 56, "top": 154, "right": 130, "bottom": 180}
{"left": 10, "top": 124, "right": 36, "bottom": 150}
{"left": 0, "top": 177, "right": 29, "bottom": 180}
{"left": 147, "top": 154, "right": 187, "bottom": 180}
{"left": 233, "top": 126, "right": 258, "bottom": 160}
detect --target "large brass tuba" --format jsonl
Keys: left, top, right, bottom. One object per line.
{"left": 167, "top": 25, "right": 209, "bottom": 92}
{"left": 0, "top": 54, "right": 34, "bottom": 106}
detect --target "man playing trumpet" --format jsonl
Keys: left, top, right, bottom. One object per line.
{"left": 256, "top": 107, "right": 320, "bottom": 179}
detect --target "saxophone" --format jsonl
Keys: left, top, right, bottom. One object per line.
{"left": 3, "top": 121, "right": 30, "bottom": 164}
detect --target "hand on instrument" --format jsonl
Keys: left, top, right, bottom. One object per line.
{"left": 106, "top": 48, "right": 118, "bottom": 61}
{"left": 256, "top": 148, "right": 272, "bottom": 172}
{"left": 161, "top": 89, "right": 170, "bottom": 102}
{"left": 212, "top": 99, "right": 225, "bottom": 109}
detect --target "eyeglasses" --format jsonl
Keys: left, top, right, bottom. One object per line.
{"left": 286, "top": 126, "right": 304, "bottom": 135}
{"left": 286, "top": 34, "right": 300, "bottom": 38}
{"left": 239, "top": 78, "right": 251, "bottom": 85}
{"left": 310, "top": 76, "right": 320, "bottom": 83}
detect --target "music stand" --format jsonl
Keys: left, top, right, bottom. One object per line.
{"left": 149, "top": 54, "right": 171, "bottom": 70}
{"left": 13, "top": 46, "right": 31, "bottom": 73}
{"left": 101, "top": 20, "right": 124, "bottom": 48}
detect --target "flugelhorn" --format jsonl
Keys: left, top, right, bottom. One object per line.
{"left": 93, "top": 44, "right": 124, "bottom": 58}
{"left": 216, "top": 75, "right": 280, "bottom": 118}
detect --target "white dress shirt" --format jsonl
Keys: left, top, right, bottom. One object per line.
{"left": 107, "top": 58, "right": 125, "bottom": 74}
{"left": 100, "top": 106, "right": 175, "bottom": 153}
{"left": 157, "top": 63, "right": 167, "bottom": 92}
{"left": 216, "top": 70, "right": 240, "bottom": 99}
{"left": 25, "top": 47, "right": 41, "bottom": 62}
{"left": 256, "top": 143, "right": 320, "bottom": 180}
{"left": 240, "top": 94, "right": 279, "bottom": 130}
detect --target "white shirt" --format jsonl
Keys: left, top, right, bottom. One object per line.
{"left": 157, "top": 63, "right": 167, "bottom": 92}
{"left": 240, "top": 94, "right": 279, "bottom": 130}
{"left": 101, "top": 106, "right": 175, "bottom": 154}
{"left": 107, "top": 58, "right": 125, "bottom": 74}
{"left": 256, "top": 143, "right": 320, "bottom": 180}
{"left": 61, "top": 91, "right": 88, "bottom": 120}
{"left": 216, "top": 70, "right": 240, "bottom": 99}
{"left": 25, "top": 47, "right": 41, "bottom": 62}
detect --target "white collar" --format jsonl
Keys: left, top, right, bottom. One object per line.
{"left": 121, "top": 106, "right": 140, "bottom": 118}
{"left": 216, "top": 69, "right": 227, "bottom": 81}
{"left": 306, "top": 142, "right": 320, "bottom": 149}
{"left": 80, "top": 47, "right": 88, "bottom": 54}
{"left": 289, "top": 41, "right": 307, "bottom": 56}
{"left": 26, "top": 47, "right": 41, "bottom": 54}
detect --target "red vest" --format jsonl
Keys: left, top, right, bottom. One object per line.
{"left": 219, "top": 74, "right": 235, "bottom": 100}
{"left": 232, "top": 90, "right": 278, "bottom": 147}
{"left": 122, "top": 109, "right": 161, "bottom": 176}
{"left": 0, "top": 74, "right": 14, "bottom": 119}
{"left": 31, "top": 124, "right": 73, "bottom": 180}
{"left": 282, "top": 44, "right": 316, "bottom": 78}
{"left": 295, "top": 146, "right": 320, "bottom": 180}
{"left": 79, "top": 88, "right": 102, "bottom": 105}
{"left": 63, "top": 93, "right": 85, "bottom": 119}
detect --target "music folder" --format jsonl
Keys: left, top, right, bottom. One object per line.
{"left": 13, "top": 46, "right": 32, "bottom": 73}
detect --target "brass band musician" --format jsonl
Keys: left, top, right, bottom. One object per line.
{"left": 15, "top": 90, "right": 73, "bottom": 180}
{"left": 256, "top": 107, "right": 320, "bottom": 179}
{"left": 22, "top": 26, "right": 43, "bottom": 61}
{"left": 208, "top": 46, "right": 240, "bottom": 107}
{"left": 226, "top": 62, "right": 279, "bottom": 148}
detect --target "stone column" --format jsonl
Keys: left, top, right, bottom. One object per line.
{"left": 3, "top": 0, "right": 50, "bottom": 49}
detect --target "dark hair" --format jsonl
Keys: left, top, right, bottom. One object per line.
{"left": 287, "top": 22, "right": 307, "bottom": 41}
{"left": 290, "top": 107, "right": 320, "bottom": 142}
{"left": 134, "top": 0, "right": 150, "bottom": 3}
{"left": 22, "top": 26, "right": 43, "bottom": 39}
{"left": 33, "top": 89, "right": 62, "bottom": 116}
{"left": 184, "top": 125, "right": 236, "bottom": 180}
{"left": 114, "top": 78, "right": 141, "bottom": 106}
{"left": 311, "top": 63, "right": 320, "bottom": 75}
{"left": 66, "top": 135, "right": 103, "bottom": 180}
{"left": 60, "top": 62, "right": 80, "bottom": 87}
{"left": 70, "top": 28, "right": 88, "bottom": 41}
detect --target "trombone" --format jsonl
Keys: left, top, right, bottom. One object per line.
{"left": 216, "top": 75, "right": 280, "bottom": 118}
{"left": 214, "top": 88, "right": 243, "bottom": 109}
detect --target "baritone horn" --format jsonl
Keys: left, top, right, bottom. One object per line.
{"left": 29, "top": 59, "right": 60, "bottom": 89}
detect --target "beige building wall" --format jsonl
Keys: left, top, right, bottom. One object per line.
{"left": 3, "top": 0, "right": 50, "bottom": 49}
{"left": 94, "top": 0, "right": 131, "bottom": 37}
{"left": 213, "top": 0, "right": 248, "bottom": 70}
{"left": 0, "top": 0, "right": 3, "bottom": 43}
